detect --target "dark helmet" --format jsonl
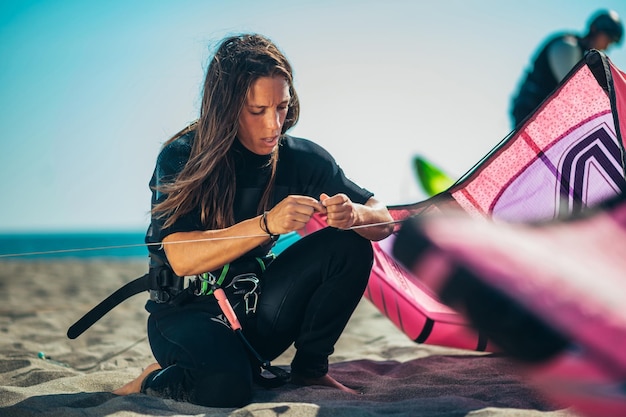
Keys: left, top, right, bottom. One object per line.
{"left": 588, "top": 10, "right": 623, "bottom": 44}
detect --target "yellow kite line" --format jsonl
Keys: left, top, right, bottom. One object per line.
{"left": 0, "top": 220, "right": 402, "bottom": 259}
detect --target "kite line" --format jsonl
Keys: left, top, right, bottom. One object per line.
{"left": 0, "top": 219, "right": 403, "bottom": 259}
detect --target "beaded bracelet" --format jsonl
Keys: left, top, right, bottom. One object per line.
{"left": 260, "top": 211, "right": 279, "bottom": 242}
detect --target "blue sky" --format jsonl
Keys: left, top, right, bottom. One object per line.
{"left": 1, "top": 0, "right": 625, "bottom": 232}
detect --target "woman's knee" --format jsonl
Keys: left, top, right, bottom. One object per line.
{"left": 316, "top": 228, "right": 373, "bottom": 261}
{"left": 312, "top": 229, "right": 373, "bottom": 290}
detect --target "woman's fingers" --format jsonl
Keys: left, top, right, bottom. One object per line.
{"left": 320, "top": 194, "right": 356, "bottom": 229}
{"left": 268, "top": 196, "right": 325, "bottom": 233}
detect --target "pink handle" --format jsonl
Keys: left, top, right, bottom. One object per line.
{"left": 213, "top": 287, "right": 242, "bottom": 330}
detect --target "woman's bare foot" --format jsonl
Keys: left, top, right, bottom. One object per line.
{"left": 112, "top": 362, "right": 161, "bottom": 395}
{"left": 290, "top": 373, "right": 361, "bottom": 395}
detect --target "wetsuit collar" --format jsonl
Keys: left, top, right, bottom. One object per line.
{"left": 232, "top": 137, "right": 273, "bottom": 167}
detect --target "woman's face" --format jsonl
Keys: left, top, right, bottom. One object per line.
{"left": 237, "top": 75, "right": 290, "bottom": 155}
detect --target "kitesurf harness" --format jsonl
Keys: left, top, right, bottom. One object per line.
{"left": 67, "top": 254, "right": 290, "bottom": 388}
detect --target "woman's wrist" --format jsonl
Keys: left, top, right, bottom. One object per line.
{"left": 259, "top": 211, "right": 279, "bottom": 242}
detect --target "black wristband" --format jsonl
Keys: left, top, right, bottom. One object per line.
{"left": 261, "top": 211, "right": 279, "bottom": 242}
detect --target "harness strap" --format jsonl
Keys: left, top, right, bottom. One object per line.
{"left": 67, "top": 264, "right": 182, "bottom": 339}
{"left": 67, "top": 273, "right": 150, "bottom": 339}
{"left": 256, "top": 256, "right": 268, "bottom": 272}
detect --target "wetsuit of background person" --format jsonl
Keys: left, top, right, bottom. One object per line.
{"left": 511, "top": 9, "right": 623, "bottom": 127}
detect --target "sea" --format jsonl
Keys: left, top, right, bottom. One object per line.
{"left": 0, "top": 231, "right": 301, "bottom": 260}
{"left": 0, "top": 232, "right": 150, "bottom": 260}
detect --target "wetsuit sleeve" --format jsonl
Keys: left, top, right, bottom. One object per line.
{"left": 319, "top": 158, "right": 374, "bottom": 205}
{"left": 547, "top": 37, "right": 582, "bottom": 82}
{"left": 146, "top": 136, "right": 201, "bottom": 245}
{"left": 281, "top": 137, "right": 374, "bottom": 205}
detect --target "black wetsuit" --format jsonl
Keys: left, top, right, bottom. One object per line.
{"left": 511, "top": 33, "right": 585, "bottom": 127}
{"left": 141, "top": 132, "right": 375, "bottom": 407}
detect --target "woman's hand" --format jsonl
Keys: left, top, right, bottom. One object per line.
{"left": 320, "top": 193, "right": 357, "bottom": 229}
{"left": 264, "top": 195, "right": 325, "bottom": 234}
{"left": 320, "top": 193, "right": 394, "bottom": 241}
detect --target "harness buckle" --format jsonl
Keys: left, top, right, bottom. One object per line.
{"left": 194, "top": 272, "right": 217, "bottom": 296}
{"left": 148, "top": 265, "right": 183, "bottom": 303}
{"left": 227, "top": 273, "right": 260, "bottom": 315}
{"left": 244, "top": 291, "right": 259, "bottom": 315}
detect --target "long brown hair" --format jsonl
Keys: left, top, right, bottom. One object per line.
{"left": 153, "top": 34, "right": 300, "bottom": 229}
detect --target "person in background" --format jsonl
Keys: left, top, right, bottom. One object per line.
{"left": 510, "top": 9, "right": 623, "bottom": 127}
{"left": 112, "top": 33, "right": 394, "bottom": 407}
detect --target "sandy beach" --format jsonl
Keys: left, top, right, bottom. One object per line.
{"left": 0, "top": 259, "right": 580, "bottom": 417}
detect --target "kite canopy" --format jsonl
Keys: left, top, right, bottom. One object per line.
{"left": 301, "top": 49, "right": 626, "bottom": 353}
{"left": 412, "top": 156, "right": 455, "bottom": 197}
{"left": 396, "top": 49, "right": 626, "bottom": 222}
{"left": 391, "top": 50, "right": 626, "bottom": 417}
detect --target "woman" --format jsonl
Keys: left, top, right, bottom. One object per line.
{"left": 113, "top": 33, "right": 393, "bottom": 407}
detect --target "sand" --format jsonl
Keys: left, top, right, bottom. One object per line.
{"left": 0, "top": 259, "right": 580, "bottom": 417}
